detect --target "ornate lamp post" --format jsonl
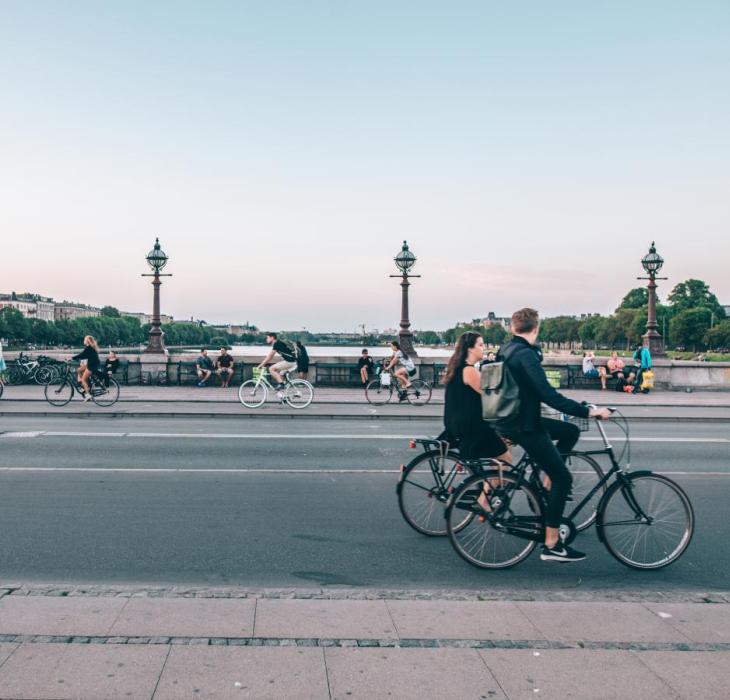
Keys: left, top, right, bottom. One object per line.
{"left": 142, "top": 238, "right": 172, "bottom": 354}
{"left": 638, "top": 241, "right": 666, "bottom": 356}
{"left": 390, "top": 241, "right": 420, "bottom": 357}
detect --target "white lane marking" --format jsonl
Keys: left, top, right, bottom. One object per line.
{"left": 1, "top": 431, "right": 728, "bottom": 444}
{"left": 0, "top": 467, "right": 726, "bottom": 476}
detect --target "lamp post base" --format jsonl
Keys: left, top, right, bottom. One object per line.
{"left": 398, "top": 331, "right": 417, "bottom": 357}
{"left": 643, "top": 331, "right": 665, "bottom": 357}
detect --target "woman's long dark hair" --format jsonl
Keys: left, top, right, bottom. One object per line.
{"left": 442, "top": 331, "right": 481, "bottom": 385}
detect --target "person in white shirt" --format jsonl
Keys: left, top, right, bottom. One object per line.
{"left": 582, "top": 351, "right": 607, "bottom": 390}
{"left": 384, "top": 341, "right": 416, "bottom": 396}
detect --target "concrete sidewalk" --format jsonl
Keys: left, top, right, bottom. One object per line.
{"left": 2, "top": 386, "right": 730, "bottom": 421}
{"left": 0, "top": 586, "right": 727, "bottom": 699}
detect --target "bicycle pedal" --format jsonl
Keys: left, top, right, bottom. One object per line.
{"left": 478, "top": 515, "right": 486, "bottom": 523}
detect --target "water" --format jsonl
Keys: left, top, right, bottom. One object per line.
{"left": 227, "top": 345, "right": 453, "bottom": 358}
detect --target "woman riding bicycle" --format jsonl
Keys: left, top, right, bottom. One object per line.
{"left": 72, "top": 335, "right": 101, "bottom": 402}
{"left": 442, "top": 331, "right": 511, "bottom": 471}
{"left": 384, "top": 341, "right": 416, "bottom": 400}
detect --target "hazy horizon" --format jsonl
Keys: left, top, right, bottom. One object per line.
{"left": 2, "top": 1, "right": 728, "bottom": 332}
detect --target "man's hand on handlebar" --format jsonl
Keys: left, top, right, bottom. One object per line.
{"left": 589, "top": 407, "right": 613, "bottom": 420}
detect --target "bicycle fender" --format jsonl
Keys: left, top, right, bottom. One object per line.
{"left": 595, "top": 471, "right": 655, "bottom": 543}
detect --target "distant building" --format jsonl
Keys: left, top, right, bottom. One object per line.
{"left": 54, "top": 301, "right": 101, "bottom": 321}
{"left": 225, "top": 323, "right": 259, "bottom": 337}
{"left": 0, "top": 292, "right": 55, "bottom": 321}
{"left": 481, "top": 312, "right": 511, "bottom": 330}
{"left": 122, "top": 311, "right": 174, "bottom": 325}
{"left": 723, "top": 305, "right": 730, "bottom": 318}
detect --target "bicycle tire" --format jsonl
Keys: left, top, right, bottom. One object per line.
{"left": 406, "top": 379, "right": 432, "bottom": 406}
{"left": 92, "top": 377, "right": 120, "bottom": 407}
{"left": 447, "top": 470, "right": 542, "bottom": 569}
{"left": 35, "top": 366, "right": 54, "bottom": 385}
{"left": 44, "top": 380, "right": 74, "bottom": 407}
{"left": 7, "top": 366, "right": 25, "bottom": 386}
{"left": 563, "top": 453, "right": 606, "bottom": 532}
{"left": 598, "top": 472, "right": 694, "bottom": 570}
{"left": 365, "top": 379, "right": 392, "bottom": 405}
{"left": 238, "top": 379, "right": 266, "bottom": 408}
{"left": 284, "top": 379, "right": 313, "bottom": 409}
{"left": 397, "top": 449, "right": 470, "bottom": 536}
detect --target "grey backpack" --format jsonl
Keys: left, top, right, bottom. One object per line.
{"left": 480, "top": 346, "right": 521, "bottom": 425}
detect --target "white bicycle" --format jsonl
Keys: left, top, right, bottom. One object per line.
{"left": 238, "top": 367, "right": 314, "bottom": 409}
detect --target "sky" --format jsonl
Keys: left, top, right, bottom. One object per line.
{"left": 1, "top": 1, "right": 729, "bottom": 332}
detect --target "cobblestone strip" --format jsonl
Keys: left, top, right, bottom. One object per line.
{"left": 1, "top": 585, "right": 729, "bottom": 604}
{"left": 0, "top": 634, "right": 727, "bottom": 652}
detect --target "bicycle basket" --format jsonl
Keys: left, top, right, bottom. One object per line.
{"left": 566, "top": 415, "right": 590, "bottom": 432}
{"left": 252, "top": 367, "right": 266, "bottom": 380}
{"left": 380, "top": 371, "right": 392, "bottom": 387}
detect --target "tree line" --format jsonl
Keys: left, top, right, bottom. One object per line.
{"left": 442, "top": 279, "right": 729, "bottom": 352}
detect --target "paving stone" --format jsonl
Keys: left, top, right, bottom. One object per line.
{"left": 517, "top": 601, "right": 689, "bottom": 643}
{"left": 387, "top": 599, "right": 544, "bottom": 641}
{"left": 0, "top": 642, "right": 167, "bottom": 699}
{"left": 637, "top": 650, "right": 730, "bottom": 699}
{"left": 254, "top": 599, "right": 397, "bottom": 639}
{"left": 108, "top": 596, "right": 255, "bottom": 638}
{"left": 0, "top": 596, "right": 127, "bottom": 637}
{"left": 326, "top": 647, "right": 505, "bottom": 700}
{"left": 643, "top": 603, "right": 730, "bottom": 643}
{"left": 154, "top": 645, "right": 329, "bottom": 700}
{"left": 0, "top": 643, "right": 18, "bottom": 667}
{"left": 480, "top": 648, "right": 677, "bottom": 699}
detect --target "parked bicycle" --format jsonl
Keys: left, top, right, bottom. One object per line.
{"left": 6, "top": 352, "right": 59, "bottom": 385}
{"left": 396, "top": 415, "right": 603, "bottom": 537}
{"left": 444, "top": 408, "right": 694, "bottom": 570}
{"left": 365, "top": 365, "right": 432, "bottom": 406}
{"left": 44, "top": 362, "right": 120, "bottom": 407}
{"left": 238, "top": 367, "right": 313, "bottom": 409}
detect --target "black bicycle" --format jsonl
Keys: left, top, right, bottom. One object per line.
{"left": 444, "top": 409, "right": 694, "bottom": 570}
{"left": 396, "top": 418, "right": 605, "bottom": 537}
{"left": 44, "top": 362, "right": 120, "bottom": 407}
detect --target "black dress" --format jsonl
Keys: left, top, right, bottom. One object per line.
{"left": 444, "top": 362, "right": 506, "bottom": 459}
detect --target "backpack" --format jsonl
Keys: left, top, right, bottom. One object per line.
{"left": 480, "top": 345, "right": 521, "bottom": 425}
{"left": 282, "top": 340, "right": 298, "bottom": 361}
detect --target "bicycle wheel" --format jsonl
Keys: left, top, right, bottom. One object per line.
{"left": 35, "top": 366, "right": 54, "bottom": 385}
{"left": 238, "top": 380, "right": 266, "bottom": 408}
{"left": 598, "top": 473, "right": 694, "bottom": 570}
{"left": 447, "top": 470, "right": 542, "bottom": 569}
{"left": 563, "top": 454, "right": 606, "bottom": 532}
{"left": 7, "top": 366, "right": 25, "bottom": 385}
{"left": 406, "top": 379, "right": 432, "bottom": 406}
{"left": 44, "top": 380, "right": 74, "bottom": 407}
{"left": 92, "top": 377, "right": 119, "bottom": 407}
{"left": 284, "top": 379, "right": 313, "bottom": 409}
{"left": 397, "top": 450, "right": 472, "bottom": 536}
{"left": 365, "top": 379, "right": 392, "bottom": 405}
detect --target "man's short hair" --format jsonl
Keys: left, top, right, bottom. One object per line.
{"left": 362, "top": 349, "right": 368, "bottom": 354}
{"left": 200, "top": 348, "right": 207, "bottom": 353}
{"left": 511, "top": 308, "right": 539, "bottom": 334}
{"left": 266, "top": 332, "right": 277, "bottom": 339}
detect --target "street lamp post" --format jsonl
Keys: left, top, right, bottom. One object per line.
{"left": 142, "top": 238, "right": 172, "bottom": 354}
{"left": 390, "top": 240, "right": 420, "bottom": 357}
{"left": 638, "top": 241, "right": 667, "bottom": 356}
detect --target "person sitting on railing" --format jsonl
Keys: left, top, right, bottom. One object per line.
{"left": 357, "top": 349, "right": 374, "bottom": 386}
{"left": 582, "top": 351, "right": 608, "bottom": 390}
{"left": 104, "top": 351, "right": 120, "bottom": 387}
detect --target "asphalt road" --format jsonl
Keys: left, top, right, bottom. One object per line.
{"left": 0, "top": 415, "right": 727, "bottom": 593}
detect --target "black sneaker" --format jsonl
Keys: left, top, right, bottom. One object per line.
{"left": 540, "top": 543, "right": 586, "bottom": 563}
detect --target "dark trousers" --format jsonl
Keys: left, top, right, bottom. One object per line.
{"left": 501, "top": 417, "right": 580, "bottom": 529}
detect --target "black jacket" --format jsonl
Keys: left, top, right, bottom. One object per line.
{"left": 72, "top": 346, "right": 100, "bottom": 370}
{"left": 499, "top": 336, "right": 589, "bottom": 432}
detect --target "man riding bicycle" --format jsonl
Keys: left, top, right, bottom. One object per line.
{"left": 497, "top": 308, "right": 610, "bottom": 563}
{"left": 258, "top": 332, "right": 297, "bottom": 391}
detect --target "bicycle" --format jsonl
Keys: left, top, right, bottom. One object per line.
{"left": 238, "top": 367, "right": 313, "bottom": 409}
{"left": 365, "top": 366, "right": 432, "bottom": 406}
{"left": 6, "top": 352, "right": 57, "bottom": 385}
{"left": 396, "top": 417, "right": 604, "bottom": 537}
{"left": 445, "top": 408, "right": 694, "bottom": 570}
{"left": 43, "top": 362, "right": 120, "bottom": 407}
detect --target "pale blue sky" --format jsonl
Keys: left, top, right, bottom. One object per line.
{"left": 1, "top": 1, "right": 728, "bottom": 331}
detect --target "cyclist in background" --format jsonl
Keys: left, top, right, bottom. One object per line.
{"left": 384, "top": 341, "right": 416, "bottom": 400}
{"left": 258, "top": 332, "right": 297, "bottom": 390}
{"left": 73, "top": 335, "right": 101, "bottom": 402}
{"left": 497, "top": 308, "right": 611, "bottom": 563}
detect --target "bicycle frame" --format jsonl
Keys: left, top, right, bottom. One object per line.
{"left": 469, "top": 414, "right": 651, "bottom": 544}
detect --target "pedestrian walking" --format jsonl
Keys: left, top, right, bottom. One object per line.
{"left": 296, "top": 341, "right": 310, "bottom": 380}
